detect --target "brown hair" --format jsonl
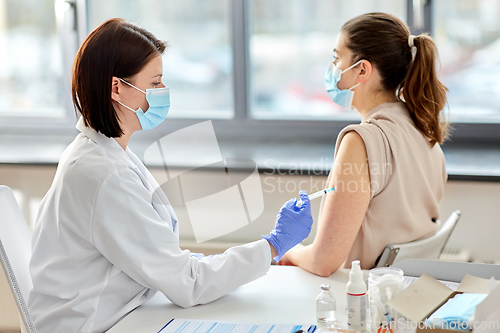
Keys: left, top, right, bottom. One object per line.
{"left": 341, "top": 12, "right": 449, "bottom": 146}
{"left": 72, "top": 18, "right": 167, "bottom": 137}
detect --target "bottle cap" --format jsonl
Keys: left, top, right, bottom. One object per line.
{"left": 349, "top": 260, "right": 363, "bottom": 283}
{"left": 320, "top": 283, "right": 331, "bottom": 291}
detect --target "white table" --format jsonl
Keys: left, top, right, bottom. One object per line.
{"left": 108, "top": 266, "right": 368, "bottom": 333}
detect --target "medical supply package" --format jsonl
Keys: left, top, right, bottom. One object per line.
{"left": 385, "top": 273, "right": 500, "bottom": 333}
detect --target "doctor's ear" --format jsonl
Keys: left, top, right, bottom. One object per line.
{"left": 357, "top": 60, "right": 372, "bottom": 83}
{"left": 111, "top": 76, "right": 121, "bottom": 101}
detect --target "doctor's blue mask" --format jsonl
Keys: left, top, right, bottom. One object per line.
{"left": 116, "top": 78, "right": 170, "bottom": 131}
{"left": 324, "top": 59, "right": 363, "bottom": 110}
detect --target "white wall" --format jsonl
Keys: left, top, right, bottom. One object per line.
{"left": 1, "top": 164, "right": 499, "bottom": 262}
{"left": 439, "top": 181, "right": 500, "bottom": 263}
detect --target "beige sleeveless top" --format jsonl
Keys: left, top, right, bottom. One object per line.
{"left": 319, "top": 102, "right": 447, "bottom": 269}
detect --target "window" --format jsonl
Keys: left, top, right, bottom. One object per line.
{"left": 87, "top": 0, "right": 234, "bottom": 119}
{"left": 434, "top": 0, "right": 500, "bottom": 123}
{"left": 1, "top": 0, "right": 498, "bottom": 144}
{"left": 249, "top": 0, "right": 405, "bottom": 120}
{"left": 0, "top": 0, "right": 66, "bottom": 119}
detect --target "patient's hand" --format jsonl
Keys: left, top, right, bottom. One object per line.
{"left": 276, "top": 244, "right": 305, "bottom": 266}
{"left": 276, "top": 253, "right": 295, "bottom": 266}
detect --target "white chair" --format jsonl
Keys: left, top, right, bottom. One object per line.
{"left": 0, "top": 185, "right": 37, "bottom": 333}
{"left": 375, "top": 210, "right": 461, "bottom": 267}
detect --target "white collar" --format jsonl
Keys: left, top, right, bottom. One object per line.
{"left": 75, "top": 117, "right": 137, "bottom": 169}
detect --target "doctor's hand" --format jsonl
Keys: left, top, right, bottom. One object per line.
{"left": 263, "top": 191, "right": 313, "bottom": 263}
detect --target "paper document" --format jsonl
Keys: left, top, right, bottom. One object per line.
{"left": 158, "top": 319, "right": 317, "bottom": 333}
{"left": 403, "top": 276, "right": 460, "bottom": 291}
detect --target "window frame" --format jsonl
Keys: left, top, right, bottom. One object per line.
{"left": 0, "top": 0, "right": 88, "bottom": 137}
{"left": 1, "top": 0, "right": 498, "bottom": 145}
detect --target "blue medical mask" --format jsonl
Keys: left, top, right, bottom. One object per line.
{"left": 426, "top": 293, "right": 488, "bottom": 331}
{"left": 324, "top": 60, "right": 363, "bottom": 110}
{"left": 117, "top": 78, "right": 170, "bottom": 131}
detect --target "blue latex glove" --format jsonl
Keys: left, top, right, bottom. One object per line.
{"left": 262, "top": 190, "right": 313, "bottom": 262}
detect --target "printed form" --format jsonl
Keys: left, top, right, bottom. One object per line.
{"left": 158, "top": 319, "right": 317, "bottom": 333}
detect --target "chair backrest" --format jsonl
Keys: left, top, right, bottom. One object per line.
{"left": 0, "top": 186, "right": 37, "bottom": 333}
{"left": 376, "top": 210, "right": 461, "bottom": 267}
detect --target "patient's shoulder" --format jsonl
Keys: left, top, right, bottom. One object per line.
{"left": 336, "top": 131, "right": 368, "bottom": 162}
{"left": 339, "top": 130, "right": 365, "bottom": 148}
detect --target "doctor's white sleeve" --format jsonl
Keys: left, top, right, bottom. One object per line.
{"left": 90, "top": 168, "right": 271, "bottom": 308}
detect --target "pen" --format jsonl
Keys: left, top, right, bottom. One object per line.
{"left": 297, "top": 188, "right": 335, "bottom": 205}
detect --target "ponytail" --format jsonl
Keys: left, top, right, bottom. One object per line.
{"left": 399, "top": 34, "right": 449, "bottom": 146}
{"left": 341, "top": 13, "right": 449, "bottom": 147}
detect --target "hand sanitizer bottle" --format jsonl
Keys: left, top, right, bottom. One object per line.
{"left": 347, "top": 260, "right": 367, "bottom": 331}
{"left": 316, "top": 284, "right": 337, "bottom": 324}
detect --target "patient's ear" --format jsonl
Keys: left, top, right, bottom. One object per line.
{"left": 357, "top": 60, "right": 372, "bottom": 83}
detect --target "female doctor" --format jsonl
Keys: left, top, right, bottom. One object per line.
{"left": 28, "top": 18, "right": 313, "bottom": 333}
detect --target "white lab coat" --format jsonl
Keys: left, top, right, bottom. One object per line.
{"left": 28, "top": 118, "right": 271, "bottom": 333}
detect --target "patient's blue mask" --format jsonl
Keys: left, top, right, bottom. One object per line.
{"left": 117, "top": 78, "right": 170, "bottom": 131}
{"left": 324, "top": 60, "right": 363, "bottom": 110}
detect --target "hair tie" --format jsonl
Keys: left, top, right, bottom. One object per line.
{"left": 408, "top": 35, "right": 416, "bottom": 48}
{"left": 408, "top": 35, "right": 417, "bottom": 60}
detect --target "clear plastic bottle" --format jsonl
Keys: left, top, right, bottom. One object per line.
{"left": 316, "top": 283, "right": 337, "bottom": 324}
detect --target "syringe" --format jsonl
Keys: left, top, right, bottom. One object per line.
{"left": 297, "top": 187, "right": 335, "bottom": 206}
